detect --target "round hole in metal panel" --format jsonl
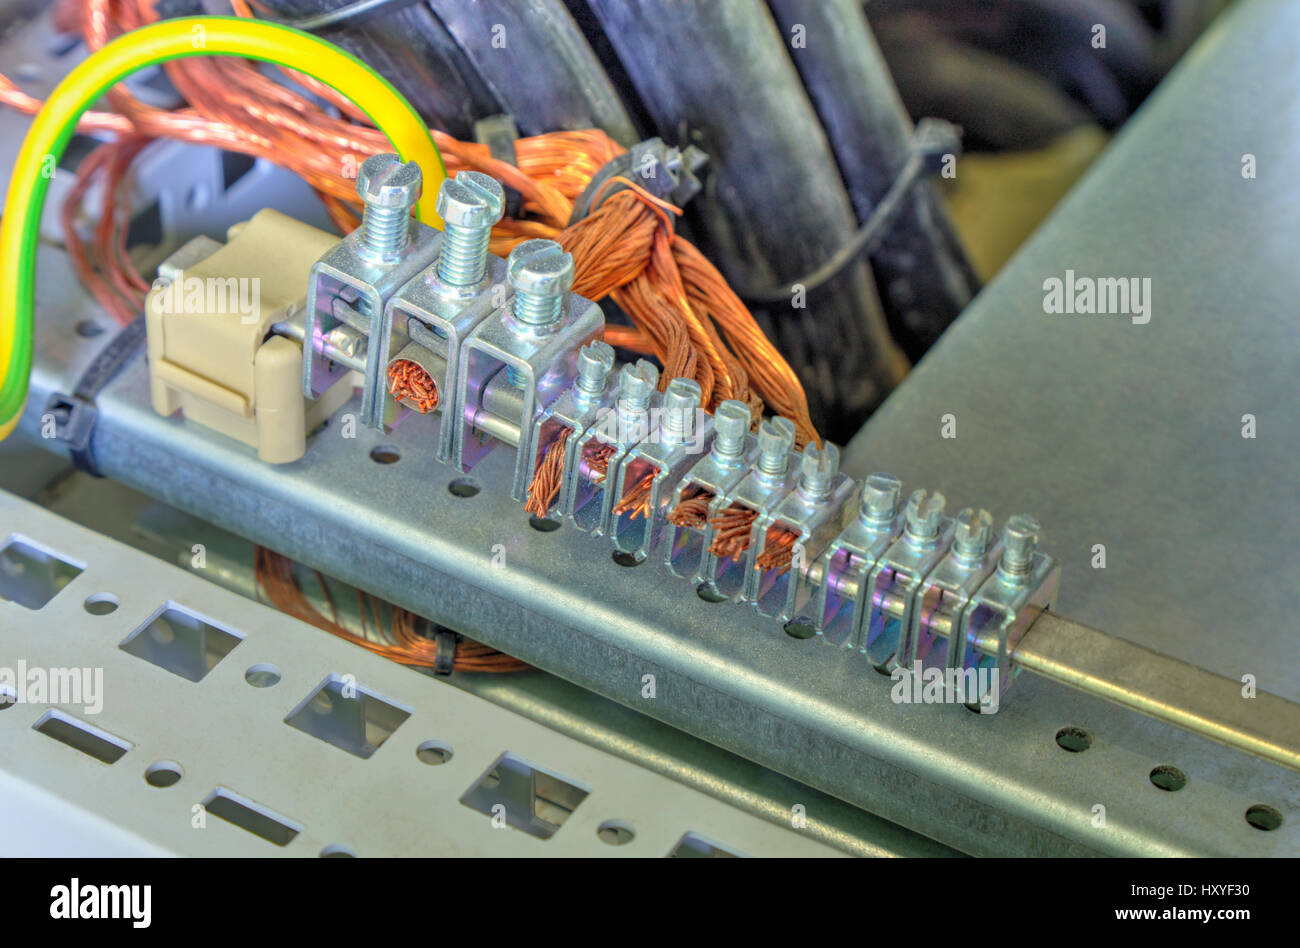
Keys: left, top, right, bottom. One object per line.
{"left": 416, "top": 741, "right": 453, "bottom": 766}
{"left": 611, "top": 551, "right": 640, "bottom": 567}
{"left": 145, "top": 761, "right": 183, "bottom": 788}
{"left": 528, "top": 515, "right": 561, "bottom": 533}
{"left": 0, "top": 687, "right": 15, "bottom": 711}
{"left": 83, "top": 593, "right": 119, "bottom": 616}
{"left": 448, "top": 477, "right": 480, "bottom": 498}
{"left": 696, "top": 582, "right": 727, "bottom": 603}
{"left": 1055, "top": 726, "right": 1092, "bottom": 753}
{"left": 1245, "top": 804, "right": 1282, "bottom": 831}
{"left": 244, "top": 664, "right": 282, "bottom": 688}
{"left": 1149, "top": 765, "right": 1187, "bottom": 792}
{"left": 784, "top": 616, "right": 817, "bottom": 639}
{"left": 75, "top": 319, "right": 105, "bottom": 338}
{"left": 597, "top": 820, "right": 636, "bottom": 846}
{"left": 370, "top": 445, "right": 401, "bottom": 464}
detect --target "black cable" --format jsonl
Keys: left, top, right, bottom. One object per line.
{"left": 735, "top": 119, "right": 960, "bottom": 305}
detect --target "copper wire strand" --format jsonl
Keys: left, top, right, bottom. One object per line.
{"left": 754, "top": 526, "right": 799, "bottom": 575}
{"left": 611, "top": 469, "right": 657, "bottom": 520}
{"left": 523, "top": 426, "right": 570, "bottom": 517}
{"left": 708, "top": 503, "right": 759, "bottom": 561}
{"left": 582, "top": 441, "right": 617, "bottom": 482}
{"left": 386, "top": 359, "right": 439, "bottom": 413}
{"left": 667, "top": 485, "right": 713, "bottom": 529}
{"left": 254, "top": 547, "right": 529, "bottom": 672}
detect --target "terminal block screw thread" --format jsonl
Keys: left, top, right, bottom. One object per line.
{"left": 1000, "top": 513, "right": 1041, "bottom": 577}
{"left": 953, "top": 507, "right": 994, "bottom": 561}
{"left": 798, "top": 442, "right": 838, "bottom": 501}
{"left": 435, "top": 171, "right": 505, "bottom": 287}
{"left": 661, "top": 378, "right": 703, "bottom": 444}
{"left": 904, "top": 488, "right": 946, "bottom": 542}
{"left": 508, "top": 239, "right": 573, "bottom": 329}
{"left": 576, "top": 341, "right": 615, "bottom": 398}
{"left": 711, "top": 400, "right": 750, "bottom": 460}
{"left": 755, "top": 417, "right": 796, "bottom": 477}
{"left": 860, "top": 473, "right": 902, "bottom": 526}
{"left": 357, "top": 153, "right": 422, "bottom": 261}
{"left": 618, "top": 360, "right": 659, "bottom": 416}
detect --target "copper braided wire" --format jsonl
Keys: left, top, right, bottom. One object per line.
{"left": 583, "top": 441, "right": 617, "bottom": 482}
{"left": 611, "top": 469, "right": 657, "bottom": 520}
{"left": 523, "top": 426, "right": 570, "bottom": 517}
{"left": 667, "top": 485, "right": 713, "bottom": 529}
{"left": 386, "top": 359, "right": 439, "bottom": 414}
{"left": 254, "top": 546, "right": 529, "bottom": 672}
{"left": 708, "top": 503, "right": 759, "bottom": 561}
{"left": 754, "top": 526, "right": 799, "bottom": 575}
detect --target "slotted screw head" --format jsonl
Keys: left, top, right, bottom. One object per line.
{"left": 357, "top": 153, "right": 422, "bottom": 208}
{"left": 619, "top": 359, "right": 659, "bottom": 408}
{"left": 860, "top": 473, "right": 902, "bottom": 524}
{"left": 576, "top": 341, "right": 615, "bottom": 394}
{"left": 953, "top": 507, "right": 994, "bottom": 559}
{"left": 712, "top": 400, "right": 751, "bottom": 458}
{"left": 435, "top": 171, "right": 504, "bottom": 229}
{"left": 662, "top": 377, "right": 702, "bottom": 441}
{"left": 1000, "top": 513, "right": 1041, "bottom": 575}
{"left": 507, "top": 239, "right": 575, "bottom": 298}
{"left": 799, "top": 442, "right": 839, "bottom": 499}
{"left": 756, "top": 416, "right": 796, "bottom": 475}
{"left": 904, "top": 488, "right": 946, "bottom": 540}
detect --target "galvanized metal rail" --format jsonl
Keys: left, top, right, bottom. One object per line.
{"left": 1013, "top": 614, "right": 1300, "bottom": 773}
{"left": 16, "top": 310, "right": 1298, "bottom": 854}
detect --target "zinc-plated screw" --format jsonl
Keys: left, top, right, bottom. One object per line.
{"left": 860, "top": 473, "right": 902, "bottom": 526}
{"left": 756, "top": 417, "right": 796, "bottom": 477}
{"left": 357, "top": 153, "right": 422, "bottom": 260}
{"left": 508, "top": 239, "right": 574, "bottom": 329}
{"left": 711, "top": 400, "right": 750, "bottom": 460}
{"left": 661, "top": 378, "right": 702, "bottom": 444}
{"left": 953, "top": 507, "right": 994, "bottom": 561}
{"left": 435, "top": 171, "right": 504, "bottom": 287}
{"left": 798, "top": 442, "right": 838, "bottom": 501}
{"left": 999, "top": 513, "right": 1041, "bottom": 577}
{"left": 575, "top": 341, "right": 615, "bottom": 398}
{"left": 618, "top": 360, "right": 659, "bottom": 416}
{"left": 904, "top": 488, "right": 946, "bottom": 542}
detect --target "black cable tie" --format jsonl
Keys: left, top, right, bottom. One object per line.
{"left": 566, "top": 137, "right": 708, "bottom": 227}
{"left": 473, "top": 114, "right": 525, "bottom": 220}
{"left": 735, "top": 118, "right": 962, "bottom": 305}
{"left": 42, "top": 315, "right": 148, "bottom": 477}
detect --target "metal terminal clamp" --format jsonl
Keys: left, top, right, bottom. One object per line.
{"left": 522, "top": 341, "right": 618, "bottom": 523}
{"left": 302, "top": 154, "right": 440, "bottom": 429}
{"left": 809, "top": 473, "right": 905, "bottom": 646}
{"left": 455, "top": 239, "right": 603, "bottom": 500}
{"left": 564, "top": 360, "right": 660, "bottom": 535}
{"left": 606, "top": 377, "right": 712, "bottom": 563}
{"left": 948, "top": 514, "right": 1060, "bottom": 706}
{"left": 744, "top": 441, "right": 856, "bottom": 622}
{"left": 663, "top": 400, "right": 756, "bottom": 581}
{"left": 698, "top": 416, "right": 798, "bottom": 601}
{"left": 382, "top": 171, "right": 507, "bottom": 454}
{"left": 895, "top": 506, "right": 1001, "bottom": 672}
{"left": 858, "top": 488, "right": 956, "bottom": 671}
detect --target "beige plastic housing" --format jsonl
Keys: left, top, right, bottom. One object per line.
{"left": 145, "top": 209, "right": 355, "bottom": 463}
